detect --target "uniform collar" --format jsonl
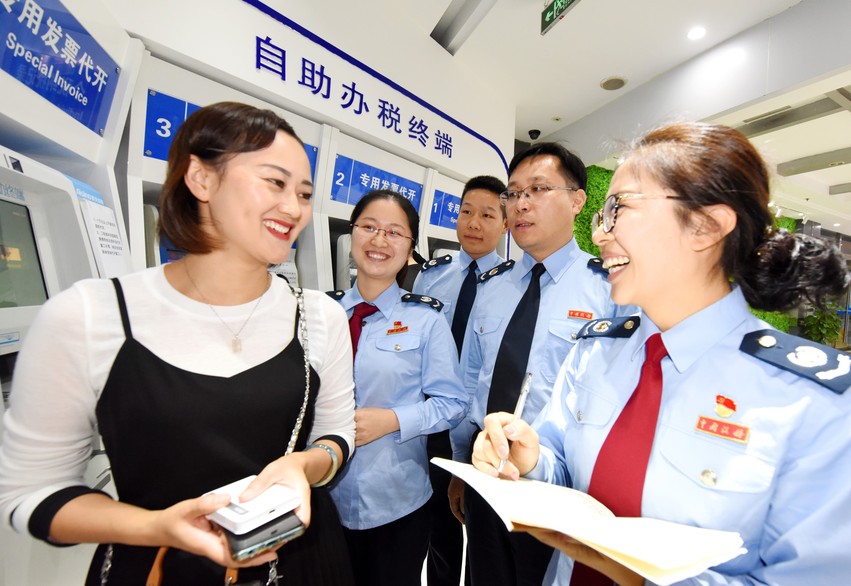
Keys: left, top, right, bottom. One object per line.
{"left": 517, "top": 238, "right": 581, "bottom": 282}
{"left": 345, "top": 281, "right": 402, "bottom": 318}
{"left": 460, "top": 248, "right": 502, "bottom": 273}
{"left": 634, "top": 286, "right": 751, "bottom": 373}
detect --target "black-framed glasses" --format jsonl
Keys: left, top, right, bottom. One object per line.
{"left": 592, "top": 192, "right": 686, "bottom": 233}
{"left": 498, "top": 184, "right": 578, "bottom": 208}
{"left": 352, "top": 223, "right": 415, "bottom": 243}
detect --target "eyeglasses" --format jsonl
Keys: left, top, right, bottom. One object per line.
{"left": 592, "top": 207, "right": 604, "bottom": 231}
{"left": 498, "top": 184, "right": 578, "bottom": 208}
{"left": 592, "top": 192, "right": 686, "bottom": 233}
{"left": 352, "top": 223, "right": 415, "bottom": 243}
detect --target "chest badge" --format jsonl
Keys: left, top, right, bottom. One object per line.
{"left": 695, "top": 415, "right": 749, "bottom": 444}
{"left": 715, "top": 395, "right": 737, "bottom": 418}
{"left": 387, "top": 321, "right": 409, "bottom": 335}
{"left": 568, "top": 310, "right": 594, "bottom": 320}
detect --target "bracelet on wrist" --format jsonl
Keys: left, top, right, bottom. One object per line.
{"left": 307, "top": 443, "right": 339, "bottom": 487}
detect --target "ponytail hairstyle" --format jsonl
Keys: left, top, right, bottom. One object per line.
{"left": 620, "top": 121, "right": 849, "bottom": 311}
{"left": 349, "top": 189, "right": 420, "bottom": 288}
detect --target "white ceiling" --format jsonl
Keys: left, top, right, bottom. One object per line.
{"left": 376, "top": 0, "right": 851, "bottom": 237}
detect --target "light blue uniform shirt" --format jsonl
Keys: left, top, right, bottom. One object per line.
{"left": 450, "top": 238, "right": 629, "bottom": 461}
{"left": 329, "top": 282, "right": 468, "bottom": 530}
{"left": 412, "top": 249, "right": 505, "bottom": 327}
{"left": 530, "top": 286, "right": 851, "bottom": 584}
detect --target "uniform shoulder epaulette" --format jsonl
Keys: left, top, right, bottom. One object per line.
{"left": 740, "top": 329, "right": 850, "bottom": 394}
{"left": 478, "top": 260, "right": 515, "bottom": 283}
{"left": 587, "top": 257, "right": 609, "bottom": 276}
{"left": 325, "top": 290, "right": 345, "bottom": 300}
{"left": 401, "top": 293, "right": 444, "bottom": 312}
{"left": 420, "top": 254, "right": 452, "bottom": 272}
{"left": 576, "top": 316, "right": 641, "bottom": 340}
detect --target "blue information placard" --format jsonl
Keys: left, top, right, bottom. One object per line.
{"left": 143, "top": 90, "right": 318, "bottom": 180}
{"left": 65, "top": 174, "right": 104, "bottom": 205}
{"left": 143, "top": 90, "right": 195, "bottom": 161}
{"left": 429, "top": 189, "right": 460, "bottom": 229}
{"left": 429, "top": 190, "right": 445, "bottom": 226}
{"left": 0, "top": 0, "right": 119, "bottom": 135}
{"left": 305, "top": 145, "right": 318, "bottom": 181}
{"left": 330, "top": 154, "right": 423, "bottom": 211}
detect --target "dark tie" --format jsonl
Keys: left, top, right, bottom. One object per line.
{"left": 451, "top": 260, "right": 478, "bottom": 357}
{"left": 348, "top": 302, "right": 379, "bottom": 360}
{"left": 486, "top": 263, "right": 546, "bottom": 414}
{"left": 569, "top": 333, "right": 668, "bottom": 586}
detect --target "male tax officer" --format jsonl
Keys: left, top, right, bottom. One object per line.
{"left": 413, "top": 174, "right": 507, "bottom": 586}
{"left": 452, "top": 144, "right": 628, "bottom": 586}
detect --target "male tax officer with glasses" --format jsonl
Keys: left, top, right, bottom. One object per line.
{"left": 450, "top": 143, "right": 631, "bottom": 586}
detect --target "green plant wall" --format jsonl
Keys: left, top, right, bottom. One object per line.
{"left": 574, "top": 165, "right": 612, "bottom": 257}
{"left": 575, "top": 165, "right": 798, "bottom": 334}
{"left": 751, "top": 308, "right": 796, "bottom": 333}
{"left": 775, "top": 216, "right": 797, "bottom": 233}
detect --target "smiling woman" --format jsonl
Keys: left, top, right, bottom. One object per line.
{"left": 473, "top": 121, "right": 851, "bottom": 586}
{"left": 326, "top": 189, "right": 468, "bottom": 586}
{"left": 0, "top": 102, "right": 357, "bottom": 585}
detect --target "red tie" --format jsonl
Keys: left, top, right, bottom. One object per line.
{"left": 570, "top": 333, "right": 668, "bottom": 586}
{"left": 349, "top": 302, "right": 379, "bottom": 360}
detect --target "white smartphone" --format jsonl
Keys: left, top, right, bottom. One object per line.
{"left": 206, "top": 475, "right": 300, "bottom": 535}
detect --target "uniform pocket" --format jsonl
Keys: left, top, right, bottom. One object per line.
{"left": 566, "top": 381, "right": 619, "bottom": 428}
{"left": 658, "top": 426, "right": 776, "bottom": 494}
{"left": 375, "top": 333, "right": 421, "bottom": 353}
{"left": 471, "top": 315, "right": 504, "bottom": 358}
{"left": 540, "top": 318, "right": 587, "bottom": 384}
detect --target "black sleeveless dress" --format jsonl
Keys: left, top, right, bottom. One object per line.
{"left": 84, "top": 279, "right": 354, "bottom": 585}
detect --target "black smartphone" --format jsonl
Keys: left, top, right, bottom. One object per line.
{"left": 223, "top": 510, "right": 305, "bottom": 561}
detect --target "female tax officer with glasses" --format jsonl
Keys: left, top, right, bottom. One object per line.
{"left": 473, "top": 121, "right": 851, "bottom": 585}
{"left": 327, "top": 189, "right": 468, "bottom": 586}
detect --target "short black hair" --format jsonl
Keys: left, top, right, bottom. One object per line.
{"left": 462, "top": 175, "right": 506, "bottom": 199}
{"left": 461, "top": 175, "right": 507, "bottom": 218}
{"left": 508, "top": 142, "right": 587, "bottom": 191}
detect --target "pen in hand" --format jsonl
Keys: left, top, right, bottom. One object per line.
{"left": 497, "top": 372, "right": 533, "bottom": 474}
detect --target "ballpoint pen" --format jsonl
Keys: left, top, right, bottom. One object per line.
{"left": 497, "top": 372, "right": 532, "bottom": 474}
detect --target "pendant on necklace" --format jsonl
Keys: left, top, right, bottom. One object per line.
{"left": 232, "top": 336, "right": 242, "bottom": 353}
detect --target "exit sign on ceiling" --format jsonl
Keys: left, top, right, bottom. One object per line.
{"left": 541, "top": 0, "right": 582, "bottom": 35}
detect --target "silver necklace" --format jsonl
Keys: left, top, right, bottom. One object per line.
{"left": 184, "top": 263, "right": 271, "bottom": 353}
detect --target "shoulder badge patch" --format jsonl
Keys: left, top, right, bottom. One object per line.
{"left": 740, "top": 329, "right": 850, "bottom": 394}
{"left": 478, "top": 260, "right": 515, "bottom": 283}
{"left": 401, "top": 293, "right": 444, "bottom": 312}
{"left": 325, "top": 290, "right": 345, "bottom": 300}
{"left": 576, "top": 316, "right": 641, "bottom": 340}
{"left": 587, "top": 257, "right": 609, "bottom": 276}
{"left": 420, "top": 254, "right": 452, "bottom": 272}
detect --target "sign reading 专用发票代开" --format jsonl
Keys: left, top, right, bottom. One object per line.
{"left": 540, "top": 0, "right": 582, "bottom": 35}
{"left": 1, "top": 0, "right": 120, "bottom": 135}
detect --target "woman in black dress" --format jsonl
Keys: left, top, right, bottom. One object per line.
{"left": 0, "top": 102, "right": 356, "bottom": 585}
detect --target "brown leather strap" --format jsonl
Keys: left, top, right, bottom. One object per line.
{"left": 225, "top": 566, "right": 240, "bottom": 584}
{"left": 145, "top": 546, "right": 239, "bottom": 585}
{"left": 145, "top": 547, "right": 168, "bottom": 586}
